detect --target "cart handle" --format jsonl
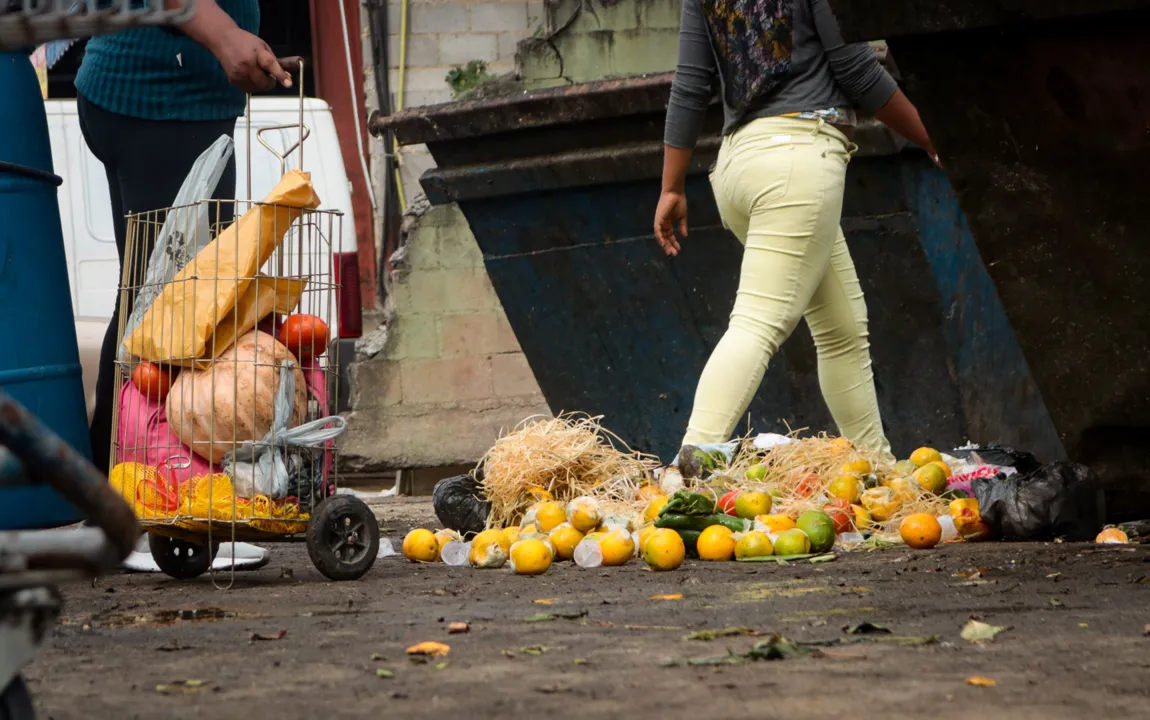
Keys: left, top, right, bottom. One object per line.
{"left": 0, "top": 388, "right": 139, "bottom": 563}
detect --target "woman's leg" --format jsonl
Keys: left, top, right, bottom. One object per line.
{"left": 803, "top": 229, "right": 891, "bottom": 454}
{"left": 682, "top": 122, "right": 849, "bottom": 445}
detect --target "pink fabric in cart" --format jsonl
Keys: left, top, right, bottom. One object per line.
{"left": 117, "top": 360, "right": 332, "bottom": 487}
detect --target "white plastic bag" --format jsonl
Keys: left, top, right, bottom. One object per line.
{"left": 119, "top": 134, "right": 234, "bottom": 361}
{"left": 224, "top": 361, "right": 346, "bottom": 499}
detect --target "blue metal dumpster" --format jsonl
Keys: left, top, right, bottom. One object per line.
{"left": 372, "top": 73, "right": 1062, "bottom": 478}
{"left": 0, "top": 51, "right": 91, "bottom": 529}
{"left": 828, "top": 0, "right": 1150, "bottom": 519}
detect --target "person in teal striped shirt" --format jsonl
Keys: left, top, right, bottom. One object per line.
{"left": 77, "top": 0, "right": 297, "bottom": 573}
{"left": 77, "top": 0, "right": 298, "bottom": 478}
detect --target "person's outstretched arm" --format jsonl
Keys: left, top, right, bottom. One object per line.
{"left": 167, "top": 0, "right": 298, "bottom": 92}
{"left": 810, "top": 0, "right": 939, "bottom": 164}
{"left": 655, "top": 0, "right": 716, "bottom": 257}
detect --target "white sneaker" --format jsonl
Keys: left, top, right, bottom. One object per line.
{"left": 121, "top": 535, "right": 270, "bottom": 573}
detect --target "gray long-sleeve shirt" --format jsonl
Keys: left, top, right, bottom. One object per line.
{"left": 664, "top": 0, "right": 899, "bottom": 149}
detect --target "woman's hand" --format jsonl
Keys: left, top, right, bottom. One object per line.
{"left": 212, "top": 28, "right": 293, "bottom": 92}
{"left": 654, "top": 190, "right": 688, "bottom": 257}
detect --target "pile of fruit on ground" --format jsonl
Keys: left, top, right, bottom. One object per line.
{"left": 400, "top": 414, "right": 997, "bottom": 575}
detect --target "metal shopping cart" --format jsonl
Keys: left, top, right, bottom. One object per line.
{"left": 107, "top": 65, "right": 379, "bottom": 585}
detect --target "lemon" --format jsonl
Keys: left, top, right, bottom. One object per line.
{"left": 756, "top": 514, "right": 796, "bottom": 534}
{"left": 549, "top": 523, "right": 584, "bottom": 561}
{"left": 746, "top": 464, "right": 769, "bottom": 482}
{"left": 734, "top": 530, "right": 773, "bottom": 559}
{"left": 636, "top": 524, "right": 659, "bottom": 554}
{"left": 643, "top": 528, "right": 686, "bottom": 571}
{"left": 567, "top": 497, "right": 602, "bottom": 533}
{"left": 644, "top": 495, "right": 670, "bottom": 523}
{"left": 852, "top": 504, "right": 872, "bottom": 531}
{"left": 599, "top": 529, "right": 635, "bottom": 566}
{"left": 913, "top": 463, "right": 948, "bottom": 495}
{"left": 502, "top": 526, "right": 522, "bottom": 546}
{"left": 535, "top": 501, "right": 567, "bottom": 533}
{"left": 827, "top": 473, "right": 863, "bottom": 504}
{"left": 510, "top": 539, "right": 553, "bottom": 575}
{"left": 521, "top": 523, "right": 538, "bottom": 535}
{"left": 468, "top": 539, "right": 508, "bottom": 569}
{"left": 841, "top": 458, "right": 872, "bottom": 476}
{"left": 402, "top": 529, "right": 440, "bottom": 562}
{"left": 733, "top": 491, "right": 772, "bottom": 519}
{"left": 773, "top": 528, "right": 811, "bottom": 556}
{"left": 696, "top": 525, "right": 735, "bottom": 561}
{"left": 909, "top": 447, "right": 943, "bottom": 468}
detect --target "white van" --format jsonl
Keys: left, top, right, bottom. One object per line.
{"left": 45, "top": 96, "right": 364, "bottom": 417}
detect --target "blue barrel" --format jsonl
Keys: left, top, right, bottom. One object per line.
{"left": 0, "top": 52, "right": 91, "bottom": 529}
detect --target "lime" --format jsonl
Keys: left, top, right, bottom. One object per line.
{"left": 734, "top": 531, "right": 773, "bottom": 559}
{"left": 795, "top": 510, "right": 836, "bottom": 552}
{"left": 746, "top": 464, "right": 769, "bottom": 482}
{"left": 773, "top": 528, "right": 811, "bottom": 556}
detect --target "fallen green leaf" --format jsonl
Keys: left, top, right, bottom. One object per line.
{"left": 520, "top": 645, "right": 549, "bottom": 656}
{"left": 370, "top": 653, "right": 385, "bottom": 661}
{"left": 684, "top": 627, "right": 755, "bottom": 641}
{"left": 524, "top": 610, "right": 587, "bottom": 623}
{"left": 961, "top": 619, "right": 1011, "bottom": 644}
{"left": 375, "top": 669, "right": 394, "bottom": 679}
{"left": 435, "top": 662, "right": 449, "bottom": 670}
{"left": 1049, "top": 598, "right": 1064, "bottom": 608}
{"left": 573, "top": 658, "right": 590, "bottom": 666}
{"left": 746, "top": 634, "right": 819, "bottom": 661}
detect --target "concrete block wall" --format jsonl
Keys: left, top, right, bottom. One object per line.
{"left": 343, "top": 204, "right": 551, "bottom": 472}
{"left": 384, "top": 0, "right": 546, "bottom": 195}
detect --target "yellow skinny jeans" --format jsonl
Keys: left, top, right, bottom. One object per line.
{"left": 682, "top": 116, "right": 891, "bottom": 454}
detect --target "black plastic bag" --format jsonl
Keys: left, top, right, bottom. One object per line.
{"left": 432, "top": 473, "right": 490, "bottom": 537}
{"left": 972, "top": 462, "right": 1104, "bottom": 541}
{"left": 950, "top": 443, "right": 1041, "bottom": 474}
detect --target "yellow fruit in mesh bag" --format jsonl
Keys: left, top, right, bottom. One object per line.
{"left": 403, "top": 529, "right": 440, "bottom": 562}
{"left": 567, "top": 497, "right": 602, "bottom": 533}
{"left": 696, "top": 525, "right": 735, "bottom": 561}
{"left": 535, "top": 501, "right": 567, "bottom": 533}
{"left": 860, "top": 487, "right": 901, "bottom": 522}
{"left": 909, "top": 447, "right": 943, "bottom": 468}
{"left": 549, "top": 523, "right": 584, "bottom": 561}
{"left": 828, "top": 474, "right": 863, "bottom": 504}
{"left": 599, "top": 529, "right": 635, "bottom": 566}
{"left": 643, "top": 528, "right": 685, "bottom": 571}
{"left": 734, "top": 531, "right": 773, "bottom": 559}
{"left": 644, "top": 495, "right": 670, "bottom": 523}
{"left": 510, "top": 539, "right": 553, "bottom": 575}
{"left": 913, "top": 463, "right": 948, "bottom": 495}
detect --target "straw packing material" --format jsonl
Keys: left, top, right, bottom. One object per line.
{"left": 479, "top": 413, "right": 659, "bottom": 529}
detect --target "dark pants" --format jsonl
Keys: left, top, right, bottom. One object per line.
{"left": 77, "top": 95, "right": 237, "bottom": 474}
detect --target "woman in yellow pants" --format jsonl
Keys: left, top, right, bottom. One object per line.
{"left": 654, "top": 0, "right": 938, "bottom": 455}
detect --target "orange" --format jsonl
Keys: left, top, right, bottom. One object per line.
{"left": 637, "top": 524, "right": 659, "bottom": 554}
{"left": 548, "top": 523, "right": 584, "bottom": 560}
{"left": 696, "top": 525, "right": 736, "bottom": 561}
{"left": 502, "top": 526, "right": 522, "bottom": 546}
{"left": 841, "top": 458, "right": 872, "bottom": 476}
{"left": 734, "top": 531, "right": 773, "bottom": 559}
{"left": 733, "top": 491, "right": 772, "bottom": 519}
{"left": 599, "top": 529, "right": 635, "bottom": 566}
{"left": 756, "top": 514, "right": 796, "bottom": 534}
{"left": 828, "top": 474, "right": 863, "bottom": 504}
{"left": 899, "top": 513, "right": 942, "bottom": 549}
{"left": 566, "top": 497, "right": 602, "bottom": 533}
{"left": 535, "top": 501, "right": 567, "bottom": 533}
{"left": 929, "top": 460, "right": 953, "bottom": 478}
{"left": 909, "top": 447, "right": 943, "bottom": 468}
{"left": 637, "top": 485, "right": 664, "bottom": 503}
{"left": 526, "top": 487, "right": 554, "bottom": 503}
{"left": 402, "top": 529, "right": 440, "bottom": 562}
{"left": 644, "top": 495, "right": 670, "bottom": 523}
{"left": 510, "top": 538, "right": 553, "bottom": 575}
{"left": 1096, "top": 528, "right": 1129, "bottom": 544}
{"left": 913, "top": 463, "right": 948, "bottom": 495}
{"left": 644, "top": 528, "right": 686, "bottom": 571}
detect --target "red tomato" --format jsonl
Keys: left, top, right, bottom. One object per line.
{"left": 824, "top": 499, "right": 853, "bottom": 535}
{"left": 795, "top": 472, "right": 821, "bottom": 498}
{"left": 277, "top": 314, "right": 330, "bottom": 361}
{"left": 131, "top": 362, "right": 172, "bottom": 402}
{"left": 718, "top": 490, "right": 739, "bottom": 517}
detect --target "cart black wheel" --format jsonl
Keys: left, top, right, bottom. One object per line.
{"left": 0, "top": 675, "right": 34, "bottom": 720}
{"left": 148, "top": 534, "right": 218, "bottom": 580}
{"left": 306, "top": 495, "right": 379, "bottom": 581}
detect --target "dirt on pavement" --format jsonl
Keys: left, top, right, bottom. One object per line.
{"left": 23, "top": 498, "right": 1150, "bottom": 720}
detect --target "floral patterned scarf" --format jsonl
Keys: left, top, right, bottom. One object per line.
{"left": 701, "top": 0, "right": 794, "bottom": 112}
